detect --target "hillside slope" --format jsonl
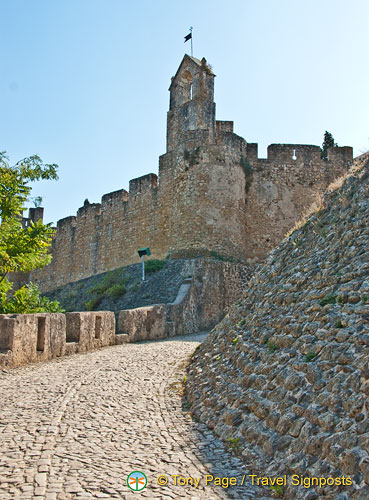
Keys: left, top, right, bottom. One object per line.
{"left": 44, "top": 259, "right": 191, "bottom": 315}
{"left": 186, "top": 154, "right": 369, "bottom": 500}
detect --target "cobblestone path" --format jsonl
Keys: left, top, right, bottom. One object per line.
{"left": 0, "top": 333, "right": 273, "bottom": 500}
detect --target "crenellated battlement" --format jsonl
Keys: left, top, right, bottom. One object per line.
{"left": 216, "top": 120, "right": 234, "bottom": 133}
{"left": 101, "top": 188, "right": 128, "bottom": 206}
{"left": 243, "top": 143, "right": 353, "bottom": 167}
{"left": 266, "top": 143, "right": 322, "bottom": 163}
{"left": 77, "top": 202, "right": 102, "bottom": 218}
{"left": 17, "top": 55, "right": 355, "bottom": 292}
{"left": 129, "top": 173, "right": 158, "bottom": 195}
{"left": 57, "top": 215, "right": 77, "bottom": 229}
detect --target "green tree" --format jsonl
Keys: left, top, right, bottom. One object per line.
{"left": 0, "top": 151, "right": 62, "bottom": 313}
{"left": 321, "top": 131, "right": 338, "bottom": 160}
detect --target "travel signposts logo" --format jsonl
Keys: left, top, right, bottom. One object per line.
{"left": 127, "top": 471, "right": 147, "bottom": 491}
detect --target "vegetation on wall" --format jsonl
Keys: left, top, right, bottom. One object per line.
{"left": 240, "top": 157, "right": 254, "bottom": 193}
{"left": 0, "top": 151, "right": 62, "bottom": 313}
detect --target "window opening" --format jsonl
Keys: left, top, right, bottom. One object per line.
{"left": 37, "top": 317, "right": 46, "bottom": 352}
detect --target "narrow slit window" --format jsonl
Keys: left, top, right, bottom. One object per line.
{"left": 37, "top": 317, "right": 46, "bottom": 352}
{"left": 95, "top": 315, "right": 102, "bottom": 339}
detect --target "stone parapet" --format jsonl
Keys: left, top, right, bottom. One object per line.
{"left": 0, "top": 311, "right": 115, "bottom": 369}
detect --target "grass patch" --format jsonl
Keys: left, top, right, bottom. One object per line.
{"left": 227, "top": 437, "right": 240, "bottom": 451}
{"left": 270, "top": 483, "right": 284, "bottom": 497}
{"left": 268, "top": 341, "right": 279, "bottom": 353}
{"left": 209, "top": 250, "right": 238, "bottom": 263}
{"left": 335, "top": 320, "right": 344, "bottom": 328}
{"left": 319, "top": 294, "right": 337, "bottom": 306}
{"left": 305, "top": 351, "right": 317, "bottom": 362}
{"left": 106, "top": 283, "right": 127, "bottom": 298}
{"left": 85, "top": 297, "right": 102, "bottom": 311}
{"left": 86, "top": 270, "right": 128, "bottom": 308}
{"left": 145, "top": 259, "right": 166, "bottom": 273}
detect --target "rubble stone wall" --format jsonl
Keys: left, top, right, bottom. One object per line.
{"left": 118, "top": 259, "right": 254, "bottom": 340}
{"left": 186, "top": 154, "right": 369, "bottom": 500}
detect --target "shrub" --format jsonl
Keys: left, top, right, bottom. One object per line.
{"left": 88, "top": 271, "right": 128, "bottom": 298}
{"left": 268, "top": 341, "right": 279, "bottom": 353}
{"left": 0, "top": 282, "right": 63, "bottom": 314}
{"left": 85, "top": 297, "right": 102, "bottom": 311}
{"left": 227, "top": 437, "right": 240, "bottom": 451}
{"left": 305, "top": 352, "right": 317, "bottom": 362}
{"left": 129, "top": 279, "right": 141, "bottom": 293}
{"left": 319, "top": 294, "right": 337, "bottom": 306}
{"left": 270, "top": 484, "right": 284, "bottom": 498}
{"left": 106, "top": 284, "right": 126, "bottom": 298}
{"left": 145, "top": 259, "right": 166, "bottom": 273}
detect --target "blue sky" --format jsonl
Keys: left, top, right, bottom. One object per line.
{"left": 1, "top": 0, "right": 368, "bottom": 224}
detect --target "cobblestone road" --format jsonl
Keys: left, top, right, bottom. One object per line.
{"left": 0, "top": 333, "right": 273, "bottom": 500}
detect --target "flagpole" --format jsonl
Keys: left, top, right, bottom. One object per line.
{"left": 190, "top": 26, "right": 193, "bottom": 57}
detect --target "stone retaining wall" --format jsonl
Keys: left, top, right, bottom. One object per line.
{"left": 117, "top": 260, "right": 253, "bottom": 341}
{"left": 185, "top": 154, "right": 369, "bottom": 500}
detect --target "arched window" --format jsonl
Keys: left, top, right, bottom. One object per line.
{"left": 182, "top": 70, "right": 193, "bottom": 102}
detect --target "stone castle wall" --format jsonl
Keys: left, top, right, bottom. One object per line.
{"left": 244, "top": 143, "right": 353, "bottom": 259}
{"left": 26, "top": 141, "right": 351, "bottom": 293}
{"left": 15, "top": 55, "right": 353, "bottom": 293}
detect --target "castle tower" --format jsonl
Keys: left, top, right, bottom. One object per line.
{"left": 159, "top": 55, "right": 249, "bottom": 261}
{"left": 166, "top": 55, "right": 216, "bottom": 152}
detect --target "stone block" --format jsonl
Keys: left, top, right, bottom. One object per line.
{"left": 0, "top": 314, "right": 45, "bottom": 367}
{"left": 118, "top": 305, "right": 167, "bottom": 342}
{"left": 115, "top": 333, "right": 129, "bottom": 345}
{"left": 34, "top": 313, "right": 66, "bottom": 358}
{"left": 65, "top": 312, "right": 115, "bottom": 353}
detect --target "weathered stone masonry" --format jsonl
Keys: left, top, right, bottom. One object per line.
{"left": 19, "top": 55, "right": 353, "bottom": 293}
{"left": 1, "top": 258, "right": 253, "bottom": 368}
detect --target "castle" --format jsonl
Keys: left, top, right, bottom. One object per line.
{"left": 20, "top": 55, "right": 353, "bottom": 293}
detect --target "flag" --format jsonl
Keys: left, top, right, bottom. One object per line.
{"left": 184, "top": 33, "right": 192, "bottom": 43}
